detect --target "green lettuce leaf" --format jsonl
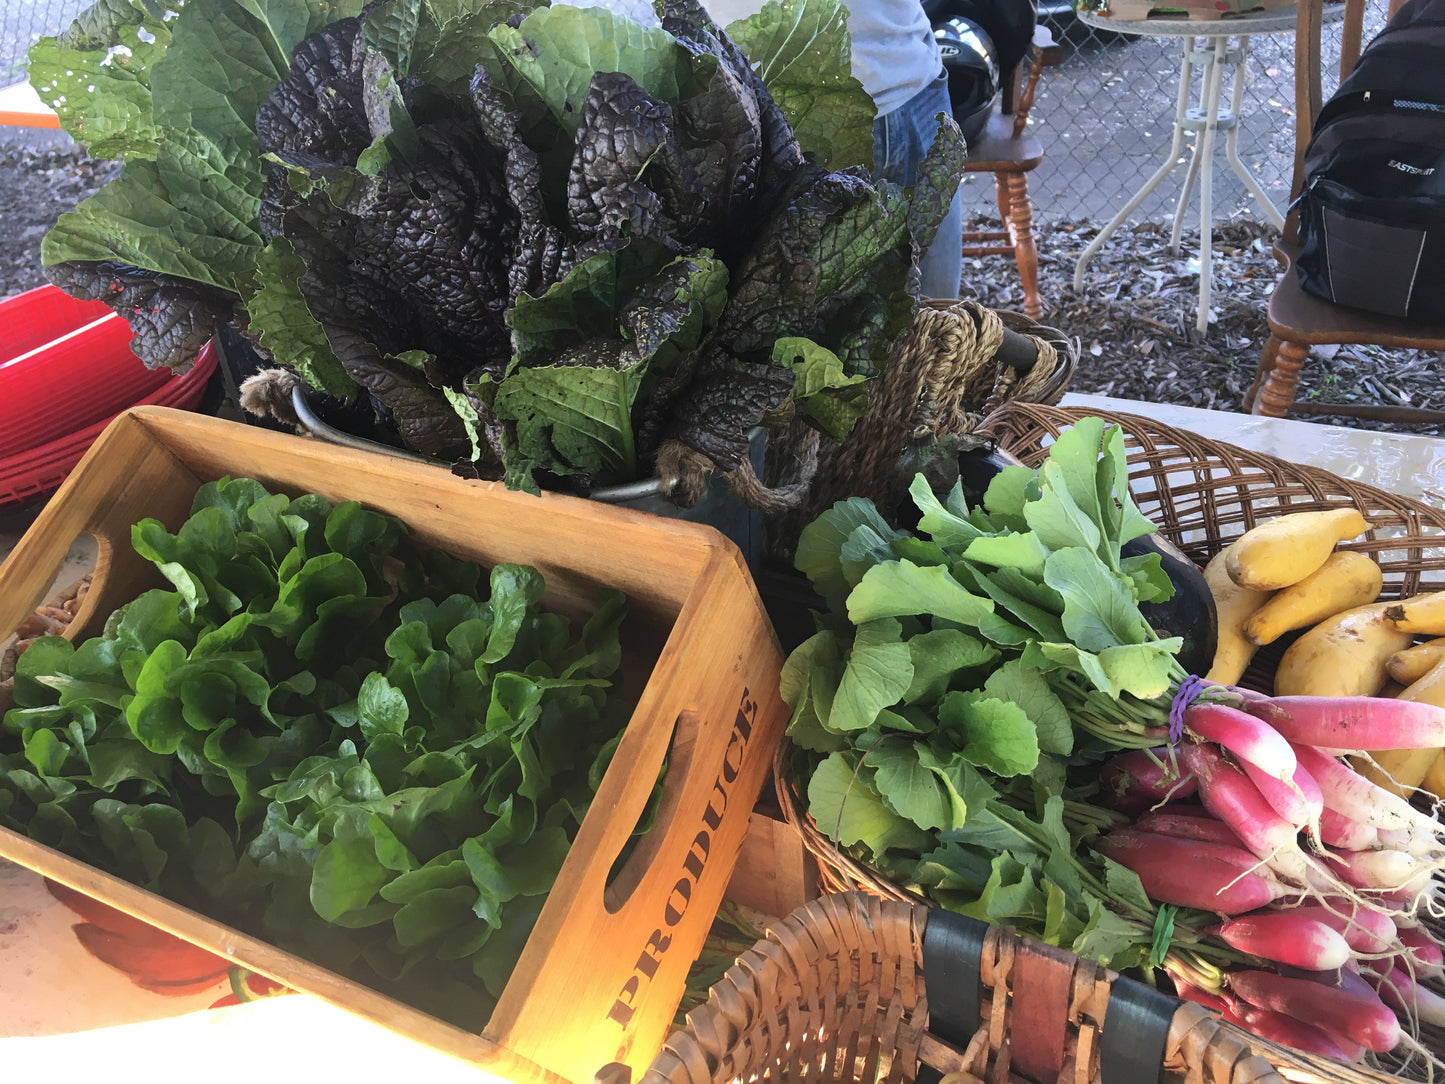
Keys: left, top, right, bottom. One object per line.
{"left": 936, "top": 691, "right": 1040, "bottom": 777}
{"left": 829, "top": 619, "right": 913, "bottom": 733}
{"left": 27, "top": 0, "right": 171, "bottom": 160}
{"left": 806, "top": 752, "right": 933, "bottom": 856}
{"left": 487, "top": 6, "right": 703, "bottom": 136}
{"left": 242, "top": 238, "right": 356, "bottom": 398}
{"left": 846, "top": 560, "right": 995, "bottom": 628}
{"left": 724, "top": 0, "right": 874, "bottom": 172}
{"left": 775, "top": 336, "right": 868, "bottom": 442}
{"left": 44, "top": 156, "right": 262, "bottom": 291}
{"left": 871, "top": 741, "right": 955, "bottom": 832}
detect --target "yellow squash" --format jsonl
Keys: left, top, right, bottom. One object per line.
{"left": 1355, "top": 661, "right": 1445, "bottom": 798}
{"left": 1385, "top": 591, "right": 1445, "bottom": 636}
{"left": 1272, "top": 601, "right": 1413, "bottom": 698}
{"left": 1352, "top": 749, "right": 1441, "bottom": 799}
{"left": 1225, "top": 507, "right": 1369, "bottom": 591}
{"left": 1421, "top": 750, "right": 1445, "bottom": 804}
{"left": 1386, "top": 637, "right": 1445, "bottom": 685}
{"left": 1203, "top": 546, "right": 1273, "bottom": 685}
{"left": 1243, "top": 550, "right": 1383, "bottom": 646}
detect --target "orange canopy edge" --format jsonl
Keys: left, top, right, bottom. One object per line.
{"left": 0, "top": 81, "right": 62, "bottom": 130}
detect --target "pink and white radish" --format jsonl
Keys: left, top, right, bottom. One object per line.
{"left": 1170, "top": 978, "right": 1233, "bottom": 1016}
{"left": 1233, "top": 1004, "right": 1363, "bottom": 1062}
{"left": 1131, "top": 807, "right": 1244, "bottom": 847}
{"left": 1396, "top": 926, "right": 1445, "bottom": 979}
{"left": 1378, "top": 825, "right": 1445, "bottom": 859}
{"left": 1177, "top": 742, "right": 1337, "bottom": 893}
{"left": 1228, "top": 968, "right": 1402, "bottom": 1054}
{"left": 1331, "top": 848, "right": 1435, "bottom": 897}
{"left": 1185, "top": 702, "right": 1298, "bottom": 782}
{"left": 1292, "top": 742, "right": 1443, "bottom": 841}
{"left": 1093, "top": 829, "right": 1293, "bottom": 914}
{"left": 1319, "top": 807, "right": 1382, "bottom": 851}
{"left": 1244, "top": 695, "right": 1445, "bottom": 751}
{"left": 1214, "top": 912, "right": 1352, "bottom": 971}
{"left": 1240, "top": 758, "right": 1324, "bottom": 841}
{"left": 1277, "top": 901, "right": 1396, "bottom": 954}
{"left": 1361, "top": 963, "right": 1445, "bottom": 1029}
{"left": 1099, "top": 747, "right": 1196, "bottom": 811}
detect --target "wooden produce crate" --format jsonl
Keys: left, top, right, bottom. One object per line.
{"left": 0, "top": 406, "right": 790, "bottom": 1084}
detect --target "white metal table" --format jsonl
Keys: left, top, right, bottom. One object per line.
{"left": 1072, "top": 6, "right": 1344, "bottom": 334}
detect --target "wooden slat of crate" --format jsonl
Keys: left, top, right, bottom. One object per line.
{"left": 0, "top": 406, "right": 790, "bottom": 1084}
{"left": 724, "top": 811, "right": 819, "bottom": 920}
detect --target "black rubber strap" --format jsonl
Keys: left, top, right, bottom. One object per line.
{"left": 918, "top": 907, "right": 990, "bottom": 1084}
{"left": 1099, "top": 974, "right": 1178, "bottom": 1084}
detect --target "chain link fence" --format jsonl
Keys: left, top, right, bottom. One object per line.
{"left": 986, "top": 2, "right": 1387, "bottom": 224}
{"left": 1, "top": 0, "right": 90, "bottom": 85}
{"left": 2, "top": 0, "right": 91, "bottom": 149}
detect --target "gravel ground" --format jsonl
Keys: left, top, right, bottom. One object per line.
{"left": 2, "top": 145, "right": 1441, "bottom": 437}
{"left": 0, "top": 144, "right": 117, "bottom": 300}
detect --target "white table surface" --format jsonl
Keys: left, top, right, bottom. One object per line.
{"left": 1077, "top": 6, "right": 1306, "bottom": 35}
{"left": 1060, "top": 393, "right": 1445, "bottom": 507}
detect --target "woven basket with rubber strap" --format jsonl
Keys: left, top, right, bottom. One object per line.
{"left": 770, "top": 403, "right": 1445, "bottom": 1083}
{"left": 761, "top": 300, "right": 1076, "bottom": 560}
{"left": 620, "top": 891, "right": 1374, "bottom": 1084}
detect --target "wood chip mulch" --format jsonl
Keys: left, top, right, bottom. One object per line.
{"left": 958, "top": 213, "right": 1445, "bottom": 436}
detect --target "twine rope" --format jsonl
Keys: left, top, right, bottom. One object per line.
{"left": 238, "top": 368, "right": 303, "bottom": 428}
{"left": 655, "top": 426, "right": 822, "bottom": 516}
{"left": 659, "top": 302, "right": 1066, "bottom": 519}
{"left": 756, "top": 301, "right": 1069, "bottom": 557}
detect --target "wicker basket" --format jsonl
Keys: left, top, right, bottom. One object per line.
{"left": 977, "top": 404, "right": 1445, "bottom": 596}
{"left": 768, "top": 403, "right": 1445, "bottom": 1082}
{"left": 625, "top": 891, "right": 1364, "bottom": 1084}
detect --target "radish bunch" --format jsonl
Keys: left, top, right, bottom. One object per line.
{"left": 1093, "top": 691, "right": 1445, "bottom": 1065}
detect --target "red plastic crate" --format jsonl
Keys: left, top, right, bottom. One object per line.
{"left": 0, "top": 284, "right": 111, "bottom": 360}
{"left": 1, "top": 287, "right": 192, "bottom": 457}
{"left": 0, "top": 341, "right": 217, "bottom": 507}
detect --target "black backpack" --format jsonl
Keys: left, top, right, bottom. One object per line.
{"left": 1294, "top": 0, "right": 1445, "bottom": 321}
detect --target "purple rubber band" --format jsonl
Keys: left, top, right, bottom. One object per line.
{"left": 1168, "top": 674, "right": 1206, "bottom": 745}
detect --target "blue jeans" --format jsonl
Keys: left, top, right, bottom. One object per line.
{"left": 872, "top": 67, "right": 965, "bottom": 301}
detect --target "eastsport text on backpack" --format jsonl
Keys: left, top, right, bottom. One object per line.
{"left": 1294, "top": 0, "right": 1445, "bottom": 321}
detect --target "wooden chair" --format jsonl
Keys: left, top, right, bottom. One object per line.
{"left": 1244, "top": 0, "right": 1445, "bottom": 423}
{"left": 960, "top": 24, "right": 1063, "bottom": 323}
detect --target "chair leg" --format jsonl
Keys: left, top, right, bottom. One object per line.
{"left": 994, "top": 174, "right": 1012, "bottom": 231}
{"left": 1251, "top": 337, "right": 1309, "bottom": 418}
{"left": 1241, "top": 334, "right": 1279, "bottom": 413}
{"left": 1001, "top": 172, "right": 1042, "bottom": 322}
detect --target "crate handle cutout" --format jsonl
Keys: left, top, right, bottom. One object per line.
{"left": 489, "top": 613, "right": 785, "bottom": 1079}
{"left": 0, "top": 414, "right": 194, "bottom": 660}
{"left": 603, "top": 709, "right": 694, "bottom": 908}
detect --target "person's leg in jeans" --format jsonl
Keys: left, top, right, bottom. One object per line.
{"left": 872, "top": 67, "right": 965, "bottom": 300}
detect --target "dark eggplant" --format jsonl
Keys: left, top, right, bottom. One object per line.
{"left": 957, "top": 440, "right": 1028, "bottom": 507}
{"left": 1125, "top": 532, "right": 1219, "bottom": 678}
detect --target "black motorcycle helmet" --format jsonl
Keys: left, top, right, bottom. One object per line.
{"left": 933, "top": 14, "right": 1000, "bottom": 148}
{"left": 925, "top": 0, "right": 1039, "bottom": 86}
